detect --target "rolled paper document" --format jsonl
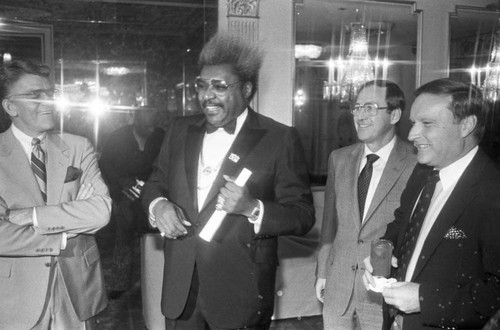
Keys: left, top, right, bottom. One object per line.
{"left": 199, "top": 168, "right": 253, "bottom": 242}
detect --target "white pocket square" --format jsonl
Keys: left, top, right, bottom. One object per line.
{"left": 444, "top": 226, "right": 467, "bottom": 239}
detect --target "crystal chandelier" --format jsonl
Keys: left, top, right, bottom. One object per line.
{"left": 323, "top": 13, "right": 392, "bottom": 102}
{"left": 483, "top": 24, "right": 500, "bottom": 102}
{"left": 338, "top": 22, "right": 375, "bottom": 101}
{"left": 323, "top": 19, "right": 377, "bottom": 103}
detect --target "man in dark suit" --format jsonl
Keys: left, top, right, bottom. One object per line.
{"left": 363, "top": 78, "right": 500, "bottom": 329}
{"left": 316, "top": 80, "right": 417, "bottom": 329}
{"left": 99, "top": 109, "right": 165, "bottom": 299}
{"left": 0, "top": 59, "right": 111, "bottom": 329}
{"left": 141, "top": 33, "right": 315, "bottom": 329}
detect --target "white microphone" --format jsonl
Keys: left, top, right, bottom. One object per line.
{"left": 199, "top": 168, "right": 253, "bottom": 242}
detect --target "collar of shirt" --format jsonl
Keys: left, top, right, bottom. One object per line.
{"left": 435, "top": 146, "right": 478, "bottom": 192}
{"left": 206, "top": 108, "right": 248, "bottom": 137}
{"left": 360, "top": 135, "right": 396, "bottom": 173}
{"left": 11, "top": 124, "right": 46, "bottom": 159}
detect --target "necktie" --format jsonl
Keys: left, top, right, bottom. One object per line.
{"left": 206, "top": 120, "right": 236, "bottom": 134}
{"left": 358, "top": 154, "right": 379, "bottom": 221}
{"left": 396, "top": 170, "right": 440, "bottom": 281}
{"left": 31, "top": 138, "right": 47, "bottom": 203}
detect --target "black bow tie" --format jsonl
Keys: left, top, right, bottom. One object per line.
{"left": 206, "top": 120, "right": 236, "bottom": 135}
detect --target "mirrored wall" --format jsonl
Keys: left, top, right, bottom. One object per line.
{"left": 0, "top": 0, "right": 217, "bottom": 148}
{"left": 293, "top": 0, "right": 419, "bottom": 183}
{"left": 449, "top": 5, "right": 500, "bottom": 161}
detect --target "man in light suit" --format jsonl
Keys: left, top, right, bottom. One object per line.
{"left": 316, "top": 80, "right": 417, "bottom": 329}
{"left": 0, "top": 59, "right": 111, "bottom": 329}
{"left": 141, "top": 33, "right": 315, "bottom": 329}
{"left": 363, "top": 78, "right": 500, "bottom": 329}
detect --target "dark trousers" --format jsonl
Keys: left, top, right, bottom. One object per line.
{"left": 165, "top": 266, "right": 271, "bottom": 330}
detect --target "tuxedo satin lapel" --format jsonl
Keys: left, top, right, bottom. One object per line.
{"left": 45, "top": 133, "right": 69, "bottom": 205}
{"left": 0, "top": 129, "right": 44, "bottom": 205}
{"left": 363, "top": 139, "right": 406, "bottom": 225}
{"left": 200, "top": 116, "right": 266, "bottom": 213}
{"left": 186, "top": 123, "right": 205, "bottom": 211}
{"left": 411, "top": 152, "right": 484, "bottom": 280}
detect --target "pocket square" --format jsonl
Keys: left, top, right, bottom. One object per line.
{"left": 64, "top": 166, "right": 82, "bottom": 183}
{"left": 444, "top": 226, "right": 467, "bottom": 239}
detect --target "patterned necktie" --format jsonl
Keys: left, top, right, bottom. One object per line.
{"left": 358, "top": 154, "right": 379, "bottom": 221}
{"left": 31, "top": 138, "right": 47, "bottom": 203}
{"left": 396, "top": 170, "right": 440, "bottom": 281}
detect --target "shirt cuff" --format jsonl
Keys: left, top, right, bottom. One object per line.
{"left": 248, "top": 199, "right": 264, "bottom": 234}
{"left": 33, "top": 207, "right": 38, "bottom": 227}
{"left": 61, "top": 232, "right": 67, "bottom": 250}
{"left": 148, "top": 197, "right": 169, "bottom": 228}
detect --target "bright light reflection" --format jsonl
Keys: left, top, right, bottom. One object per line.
{"left": 55, "top": 95, "right": 71, "bottom": 113}
{"left": 294, "top": 88, "right": 306, "bottom": 107}
{"left": 89, "top": 98, "right": 109, "bottom": 117}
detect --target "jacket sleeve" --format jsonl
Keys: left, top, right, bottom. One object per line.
{"left": 316, "top": 151, "right": 338, "bottom": 278}
{"left": 28, "top": 138, "right": 111, "bottom": 234}
{"left": 0, "top": 198, "right": 62, "bottom": 256}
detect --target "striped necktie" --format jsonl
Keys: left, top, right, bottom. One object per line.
{"left": 31, "top": 138, "right": 47, "bottom": 203}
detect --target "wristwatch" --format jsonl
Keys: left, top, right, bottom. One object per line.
{"left": 249, "top": 205, "right": 261, "bottom": 221}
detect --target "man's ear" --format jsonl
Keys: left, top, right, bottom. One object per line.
{"left": 1, "top": 99, "right": 17, "bottom": 117}
{"left": 460, "top": 115, "right": 477, "bottom": 138}
{"left": 389, "top": 108, "right": 402, "bottom": 125}
{"left": 243, "top": 82, "right": 252, "bottom": 99}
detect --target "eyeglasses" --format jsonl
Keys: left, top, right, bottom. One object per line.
{"left": 194, "top": 77, "right": 241, "bottom": 95}
{"left": 351, "top": 102, "right": 388, "bottom": 116}
{"left": 7, "top": 88, "right": 59, "bottom": 100}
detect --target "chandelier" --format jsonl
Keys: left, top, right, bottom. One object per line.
{"left": 483, "top": 23, "right": 500, "bottom": 102}
{"left": 323, "top": 16, "right": 390, "bottom": 103}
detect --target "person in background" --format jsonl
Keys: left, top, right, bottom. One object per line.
{"left": 141, "top": 33, "right": 315, "bottom": 329}
{"left": 99, "top": 108, "right": 165, "bottom": 299}
{"left": 0, "top": 58, "right": 111, "bottom": 329}
{"left": 363, "top": 78, "right": 500, "bottom": 329}
{"left": 316, "top": 80, "right": 417, "bottom": 329}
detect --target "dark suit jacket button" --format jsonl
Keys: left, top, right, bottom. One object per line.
{"left": 358, "top": 239, "right": 364, "bottom": 244}
{"left": 351, "top": 265, "right": 357, "bottom": 271}
{"left": 44, "top": 262, "right": 51, "bottom": 267}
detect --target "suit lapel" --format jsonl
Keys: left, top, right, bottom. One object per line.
{"left": 200, "top": 109, "right": 266, "bottom": 213}
{"left": 411, "top": 151, "right": 485, "bottom": 280}
{"left": 0, "top": 128, "right": 44, "bottom": 205}
{"left": 185, "top": 120, "right": 206, "bottom": 212}
{"left": 347, "top": 144, "right": 364, "bottom": 230}
{"left": 363, "top": 138, "right": 407, "bottom": 225}
{"left": 45, "top": 133, "right": 69, "bottom": 205}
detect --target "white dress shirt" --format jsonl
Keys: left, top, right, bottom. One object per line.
{"left": 359, "top": 135, "right": 396, "bottom": 222}
{"left": 405, "top": 146, "right": 478, "bottom": 281}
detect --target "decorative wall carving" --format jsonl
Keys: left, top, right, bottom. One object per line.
{"left": 227, "top": 0, "right": 259, "bottom": 18}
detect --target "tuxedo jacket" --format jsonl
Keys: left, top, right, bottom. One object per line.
{"left": 383, "top": 149, "right": 500, "bottom": 329}
{"left": 0, "top": 128, "right": 112, "bottom": 329}
{"left": 316, "top": 137, "right": 417, "bottom": 325}
{"left": 141, "top": 108, "right": 315, "bottom": 329}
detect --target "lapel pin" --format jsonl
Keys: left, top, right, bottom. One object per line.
{"left": 228, "top": 153, "right": 240, "bottom": 163}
